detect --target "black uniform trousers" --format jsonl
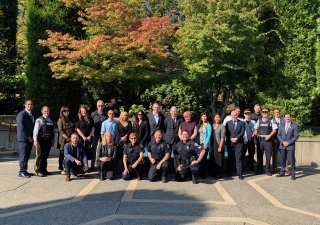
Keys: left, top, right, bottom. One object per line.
{"left": 256, "top": 138, "right": 272, "bottom": 174}
{"left": 175, "top": 162, "right": 199, "bottom": 181}
{"left": 242, "top": 140, "right": 255, "bottom": 170}
{"left": 34, "top": 137, "right": 51, "bottom": 173}
{"left": 97, "top": 161, "right": 115, "bottom": 179}
{"left": 18, "top": 141, "right": 33, "bottom": 173}
{"left": 272, "top": 140, "right": 279, "bottom": 172}
{"left": 227, "top": 143, "right": 243, "bottom": 176}
{"left": 64, "top": 158, "right": 85, "bottom": 177}
{"left": 148, "top": 161, "right": 170, "bottom": 181}
{"left": 122, "top": 163, "right": 144, "bottom": 180}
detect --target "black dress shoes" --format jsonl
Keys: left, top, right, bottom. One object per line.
{"left": 44, "top": 171, "right": 51, "bottom": 175}
{"left": 161, "top": 176, "right": 167, "bottom": 183}
{"left": 37, "top": 172, "right": 46, "bottom": 177}
{"left": 238, "top": 176, "right": 244, "bottom": 180}
{"left": 291, "top": 176, "right": 296, "bottom": 180}
{"left": 192, "top": 179, "right": 199, "bottom": 184}
{"left": 19, "top": 172, "right": 31, "bottom": 178}
{"left": 266, "top": 172, "right": 272, "bottom": 176}
{"left": 276, "top": 174, "right": 285, "bottom": 177}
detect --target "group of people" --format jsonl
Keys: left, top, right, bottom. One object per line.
{"left": 16, "top": 100, "right": 299, "bottom": 184}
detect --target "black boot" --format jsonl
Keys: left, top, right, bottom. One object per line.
{"left": 192, "top": 174, "right": 198, "bottom": 184}
{"left": 100, "top": 172, "right": 105, "bottom": 181}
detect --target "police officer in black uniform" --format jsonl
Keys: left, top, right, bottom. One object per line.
{"left": 122, "top": 133, "right": 144, "bottom": 180}
{"left": 174, "top": 130, "right": 206, "bottom": 184}
{"left": 97, "top": 132, "right": 117, "bottom": 181}
{"left": 148, "top": 130, "right": 171, "bottom": 183}
{"left": 253, "top": 108, "right": 278, "bottom": 176}
{"left": 33, "top": 106, "right": 55, "bottom": 177}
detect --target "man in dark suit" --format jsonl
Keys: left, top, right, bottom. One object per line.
{"left": 276, "top": 113, "right": 299, "bottom": 180}
{"left": 164, "top": 106, "right": 181, "bottom": 152}
{"left": 16, "top": 100, "right": 35, "bottom": 178}
{"left": 225, "top": 110, "right": 245, "bottom": 180}
{"left": 146, "top": 102, "right": 165, "bottom": 141}
{"left": 271, "top": 108, "right": 285, "bottom": 173}
{"left": 64, "top": 133, "right": 88, "bottom": 181}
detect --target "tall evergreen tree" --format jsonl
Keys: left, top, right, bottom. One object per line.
{"left": 26, "top": 0, "right": 84, "bottom": 119}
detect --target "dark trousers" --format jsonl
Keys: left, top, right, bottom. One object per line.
{"left": 169, "top": 141, "right": 178, "bottom": 172}
{"left": 64, "top": 158, "right": 85, "bottom": 177}
{"left": 280, "top": 149, "right": 296, "bottom": 176}
{"left": 272, "top": 140, "right": 280, "bottom": 172}
{"left": 199, "top": 150, "right": 209, "bottom": 177}
{"left": 257, "top": 138, "right": 272, "bottom": 173}
{"left": 122, "top": 163, "right": 144, "bottom": 180}
{"left": 227, "top": 143, "right": 243, "bottom": 176}
{"left": 34, "top": 138, "right": 51, "bottom": 173}
{"left": 148, "top": 161, "right": 170, "bottom": 181}
{"left": 91, "top": 135, "right": 101, "bottom": 167}
{"left": 59, "top": 150, "right": 64, "bottom": 170}
{"left": 242, "top": 140, "right": 255, "bottom": 170}
{"left": 97, "top": 161, "right": 115, "bottom": 179}
{"left": 18, "top": 141, "right": 33, "bottom": 173}
{"left": 175, "top": 163, "right": 199, "bottom": 181}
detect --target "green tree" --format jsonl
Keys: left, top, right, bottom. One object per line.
{"left": 255, "top": 0, "right": 319, "bottom": 125}
{"left": 26, "top": 0, "right": 84, "bottom": 119}
{"left": 175, "top": 0, "right": 267, "bottom": 118}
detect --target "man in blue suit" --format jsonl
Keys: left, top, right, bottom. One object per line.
{"left": 16, "top": 100, "right": 35, "bottom": 178}
{"left": 64, "top": 133, "right": 88, "bottom": 181}
{"left": 276, "top": 113, "right": 299, "bottom": 180}
{"left": 225, "top": 110, "right": 246, "bottom": 180}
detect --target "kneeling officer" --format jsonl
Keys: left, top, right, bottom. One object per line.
{"left": 148, "top": 130, "right": 171, "bottom": 183}
{"left": 174, "top": 130, "right": 206, "bottom": 184}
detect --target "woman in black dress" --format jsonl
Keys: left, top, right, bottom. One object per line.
{"left": 75, "top": 105, "right": 94, "bottom": 167}
{"left": 115, "top": 111, "right": 132, "bottom": 170}
{"left": 132, "top": 110, "right": 149, "bottom": 150}
{"left": 97, "top": 132, "right": 117, "bottom": 181}
{"left": 57, "top": 106, "right": 74, "bottom": 174}
{"left": 211, "top": 113, "right": 225, "bottom": 178}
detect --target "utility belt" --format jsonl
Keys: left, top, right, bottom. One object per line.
{"left": 181, "top": 156, "right": 197, "bottom": 166}
{"left": 39, "top": 134, "right": 53, "bottom": 141}
{"left": 256, "top": 135, "right": 270, "bottom": 142}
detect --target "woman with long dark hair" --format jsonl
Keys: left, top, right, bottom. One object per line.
{"left": 211, "top": 113, "right": 225, "bottom": 178}
{"left": 133, "top": 110, "right": 149, "bottom": 150}
{"left": 75, "top": 105, "right": 94, "bottom": 163}
{"left": 57, "top": 106, "right": 74, "bottom": 174}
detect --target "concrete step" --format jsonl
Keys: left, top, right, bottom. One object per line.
{"left": 0, "top": 146, "right": 5, "bottom": 151}
{"left": 0, "top": 150, "right": 17, "bottom": 158}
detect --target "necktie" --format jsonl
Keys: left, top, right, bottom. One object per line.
{"left": 285, "top": 123, "right": 289, "bottom": 134}
{"left": 172, "top": 118, "right": 176, "bottom": 125}
{"left": 233, "top": 120, "right": 236, "bottom": 132}
{"left": 29, "top": 113, "right": 34, "bottom": 124}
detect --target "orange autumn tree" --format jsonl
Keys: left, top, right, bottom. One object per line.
{"left": 38, "top": 0, "right": 177, "bottom": 83}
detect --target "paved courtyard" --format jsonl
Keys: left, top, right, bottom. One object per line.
{"left": 1, "top": 156, "right": 320, "bottom": 225}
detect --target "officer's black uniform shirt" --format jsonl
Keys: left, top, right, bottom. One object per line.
{"left": 123, "top": 143, "right": 144, "bottom": 163}
{"left": 250, "top": 112, "right": 262, "bottom": 122}
{"left": 147, "top": 139, "right": 170, "bottom": 161}
{"left": 174, "top": 140, "right": 203, "bottom": 161}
